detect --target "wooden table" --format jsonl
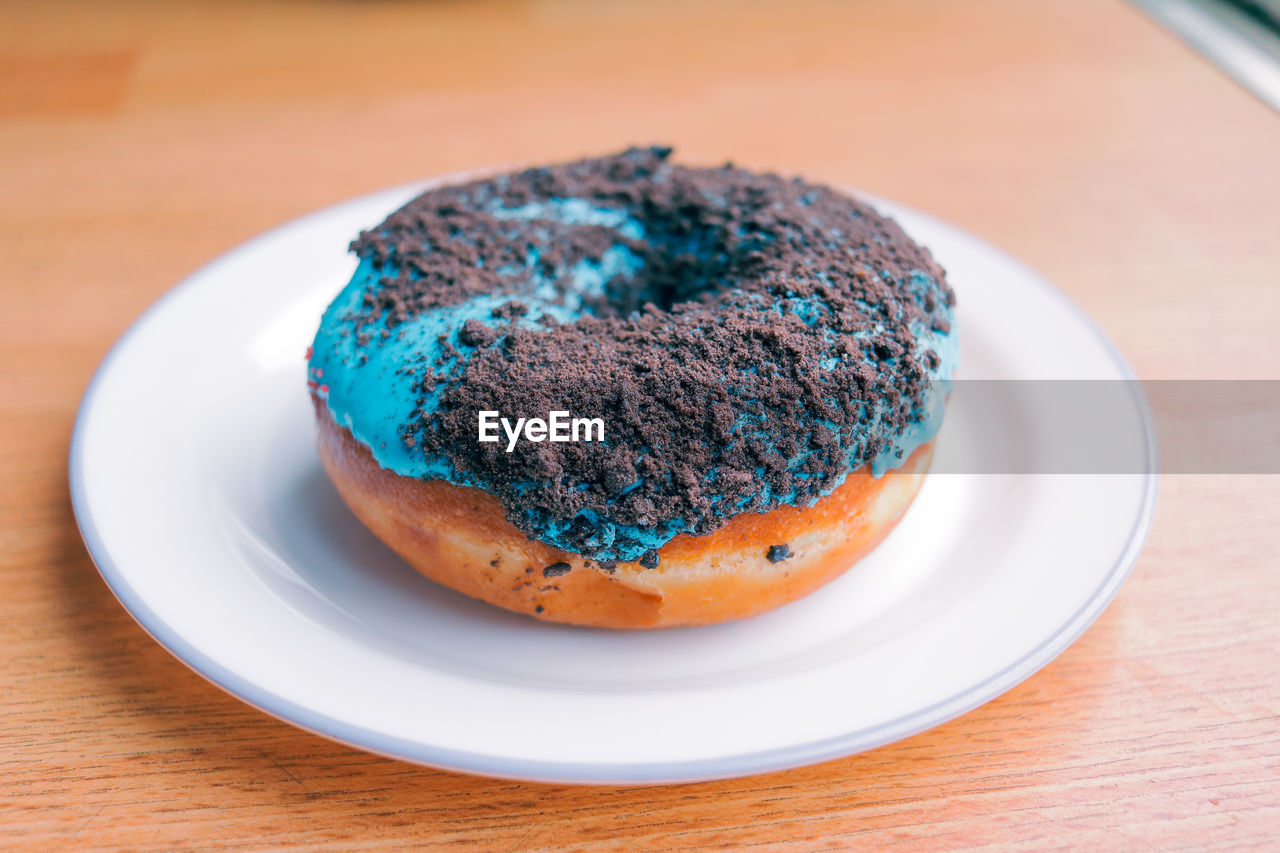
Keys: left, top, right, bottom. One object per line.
{"left": 3, "top": 0, "right": 1278, "bottom": 848}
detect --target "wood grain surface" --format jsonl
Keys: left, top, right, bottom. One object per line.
{"left": 3, "top": 0, "right": 1278, "bottom": 848}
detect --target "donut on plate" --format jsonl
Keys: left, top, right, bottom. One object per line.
{"left": 308, "top": 146, "right": 956, "bottom": 628}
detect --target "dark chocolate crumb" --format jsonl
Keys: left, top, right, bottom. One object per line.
{"left": 459, "top": 319, "right": 497, "bottom": 347}
{"left": 535, "top": 605, "right": 544, "bottom": 613}
{"left": 638, "top": 550, "right": 660, "bottom": 569}
{"left": 766, "top": 544, "right": 791, "bottom": 563}
{"left": 543, "top": 561, "right": 572, "bottom": 578}
{"left": 337, "top": 147, "right": 952, "bottom": 561}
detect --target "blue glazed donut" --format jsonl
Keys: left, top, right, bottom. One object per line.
{"left": 310, "top": 147, "right": 956, "bottom": 568}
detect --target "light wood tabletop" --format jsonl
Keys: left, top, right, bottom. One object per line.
{"left": 3, "top": 0, "right": 1278, "bottom": 848}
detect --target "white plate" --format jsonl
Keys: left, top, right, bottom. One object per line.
{"left": 71, "top": 176, "right": 1156, "bottom": 785}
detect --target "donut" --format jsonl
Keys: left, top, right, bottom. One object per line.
{"left": 308, "top": 146, "right": 956, "bottom": 628}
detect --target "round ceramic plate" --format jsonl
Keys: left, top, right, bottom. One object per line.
{"left": 70, "top": 175, "right": 1156, "bottom": 785}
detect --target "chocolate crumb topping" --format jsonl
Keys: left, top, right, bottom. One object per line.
{"left": 767, "top": 544, "right": 791, "bottom": 563}
{"left": 331, "top": 147, "right": 954, "bottom": 562}
{"left": 543, "top": 561, "right": 572, "bottom": 578}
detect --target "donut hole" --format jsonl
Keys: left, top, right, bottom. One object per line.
{"left": 594, "top": 221, "right": 765, "bottom": 316}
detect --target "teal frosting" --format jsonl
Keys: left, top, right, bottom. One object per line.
{"left": 311, "top": 199, "right": 957, "bottom": 562}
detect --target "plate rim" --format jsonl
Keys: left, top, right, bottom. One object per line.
{"left": 68, "top": 179, "right": 1159, "bottom": 785}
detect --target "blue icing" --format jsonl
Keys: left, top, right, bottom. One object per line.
{"left": 312, "top": 201, "right": 958, "bottom": 563}
{"left": 489, "top": 198, "right": 643, "bottom": 241}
